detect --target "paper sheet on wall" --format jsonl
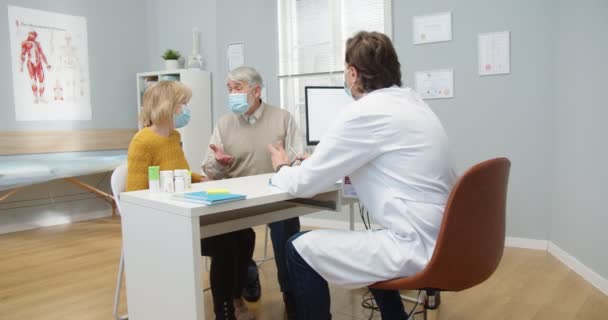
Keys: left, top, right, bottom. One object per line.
{"left": 478, "top": 31, "right": 510, "bottom": 76}
{"left": 227, "top": 43, "right": 244, "bottom": 71}
{"left": 415, "top": 69, "right": 454, "bottom": 99}
{"left": 8, "top": 6, "right": 92, "bottom": 121}
{"left": 413, "top": 12, "right": 452, "bottom": 44}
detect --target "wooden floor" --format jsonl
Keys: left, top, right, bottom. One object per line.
{"left": 0, "top": 217, "right": 606, "bottom": 320}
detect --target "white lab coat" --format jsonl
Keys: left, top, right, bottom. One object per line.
{"left": 271, "top": 86, "right": 456, "bottom": 288}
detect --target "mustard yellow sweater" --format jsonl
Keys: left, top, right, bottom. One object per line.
{"left": 126, "top": 127, "right": 203, "bottom": 192}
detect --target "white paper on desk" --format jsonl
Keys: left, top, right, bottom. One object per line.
{"left": 227, "top": 42, "right": 244, "bottom": 71}
{"left": 413, "top": 12, "right": 452, "bottom": 44}
{"left": 478, "top": 31, "right": 510, "bottom": 76}
{"left": 415, "top": 69, "right": 454, "bottom": 99}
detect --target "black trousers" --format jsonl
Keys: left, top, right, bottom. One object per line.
{"left": 201, "top": 228, "right": 255, "bottom": 300}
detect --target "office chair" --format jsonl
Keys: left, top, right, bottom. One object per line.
{"left": 110, "top": 164, "right": 129, "bottom": 320}
{"left": 370, "top": 158, "right": 511, "bottom": 320}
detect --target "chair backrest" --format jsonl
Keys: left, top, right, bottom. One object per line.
{"left": 110, "top": 164, "right": 128, "bottom": 214}
{"left": 372, "top": 157, "right": 511, "bottom": 291}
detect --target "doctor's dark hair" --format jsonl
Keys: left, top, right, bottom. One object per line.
{"left": 345, "top": 31, "right": 402, "bottom": 92}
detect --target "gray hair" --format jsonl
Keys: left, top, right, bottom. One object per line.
{"left": 227, "top": 66, "right": 264, "bottom": 88}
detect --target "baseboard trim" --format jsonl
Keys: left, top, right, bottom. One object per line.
{"left": 300, "top": 218, "right": 608, "bottom": 296}
{"left": 548, "top": 242, "right": 608, "bottom": 296}
{"left": 505, "top": 237, "right": 548, "bottom": 250}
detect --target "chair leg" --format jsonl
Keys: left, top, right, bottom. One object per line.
{"left": 423, "top": 290, "right": 440, "bottom": 320}
{"left": 113, "top": 250, "right": 129, "bottom": 320}
{"left": 425, "top": 308, "right": 439, "bottom": 320}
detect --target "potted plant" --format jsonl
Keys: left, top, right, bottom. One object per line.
{"left": 162, "top": 49, "right": 181, "bottom": 70}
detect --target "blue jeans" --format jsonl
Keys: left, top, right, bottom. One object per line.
{"left": 268, "top": 217, "right": 300, "bottom": 293}
{"left": 286, "top": 231, "right": 408, "bottom": 320}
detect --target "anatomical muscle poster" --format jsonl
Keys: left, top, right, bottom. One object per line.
{"left": 8, "top": 6, "right": 92, "bottom": 121}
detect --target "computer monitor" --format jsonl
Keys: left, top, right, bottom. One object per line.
{"left": 304, "top": 86, "right": 353, "bottom": 145}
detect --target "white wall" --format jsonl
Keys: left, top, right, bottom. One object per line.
{"left": 306, "top": 0, "right": 558, "bottom": 238}
{"left": 214, "top": 0, "right": 280, "bottom": 120}
{"left": 0, "top": 0, "right": 148, "bottom": 131}
{"left": 145, "top": 0, "right": 220, "bottom": 124}
{"left": 396, "top": 0, "right": 557, "bottom": 241}
{"left": 551, "top": 0, "right": 608, "bottom": 282}
{"left": 0, "top": 0, "right": 149, "bottom": 232}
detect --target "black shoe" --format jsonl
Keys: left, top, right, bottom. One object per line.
{"left": 283, "top": 292, "right": 297, "bottom": 320}
{"left": 213, "top": 297, "right": 236, "bottom": 320}
{"left": 242, "top": 260, "right": 261, "bottom": 302}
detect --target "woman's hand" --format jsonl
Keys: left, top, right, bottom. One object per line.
{"left": 209, "top": 144, "right": 235, "bottom": 166}
{"left": 192, "top": 175, "right": 208, "bottom": 183}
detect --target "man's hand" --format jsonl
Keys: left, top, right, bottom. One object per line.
{"left": 267, "top": 141, "right": 290, "bottom": 171}
{"left": 209, "top": 144, "right": 234, "bottom": 166}
{"left": 299, "top": 153, "right": 311, "bottom": 161}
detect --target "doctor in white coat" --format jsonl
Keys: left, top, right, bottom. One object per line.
{"left": 267, "top": 31, "right": 456, "bottom": 320}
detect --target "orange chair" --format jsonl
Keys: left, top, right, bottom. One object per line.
{"left": 370, "top": 158, "right": 511, "bottom": 320}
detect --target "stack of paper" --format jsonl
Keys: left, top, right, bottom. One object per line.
{"left": 172, "top": 191, "right": 246, "bottom": 205}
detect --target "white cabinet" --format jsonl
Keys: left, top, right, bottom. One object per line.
{"left": 136, "top": 69, "right": 212, "bottom": 173}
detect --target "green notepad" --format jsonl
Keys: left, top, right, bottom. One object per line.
{"left": 172, "top": 191, "right": 246, "bottom": 205}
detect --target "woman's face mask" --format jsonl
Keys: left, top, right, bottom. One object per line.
{"left": 228, "top": 92, "right": 250, "bottom": 114}
{"left": 173, "top": 105, "right": 191, "bottom": 128}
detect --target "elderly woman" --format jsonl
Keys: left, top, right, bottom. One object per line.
{"left": 126, "top": 81, "right": 255, "bottom": 320}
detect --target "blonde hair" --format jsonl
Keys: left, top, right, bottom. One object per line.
{"left": 140, "top": 81, "right": 192, "bottom": 127}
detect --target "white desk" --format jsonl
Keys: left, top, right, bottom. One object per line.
{"left": 120, "top": 173, "right": 342, "bottom": 320}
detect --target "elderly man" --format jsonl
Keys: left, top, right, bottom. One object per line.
{"left": 202, "top": 66, "right": 303, "bottom": 319}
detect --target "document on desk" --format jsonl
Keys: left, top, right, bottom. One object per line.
{"left": 172, "top": 191, "right": 246, "bottom": 205}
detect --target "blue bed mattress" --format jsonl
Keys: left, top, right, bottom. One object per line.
{"left": 0, "top": 150, "right": 127, "bottom": 191}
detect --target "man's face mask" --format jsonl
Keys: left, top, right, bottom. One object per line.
{"left": 173, "top": 105, "right": 191, "bottom": 128}
{"left": 343, "top": 79, "right": 354, "bottom": 99}
{"left": 228, "top": 92, "right": 250, "bottom": 114}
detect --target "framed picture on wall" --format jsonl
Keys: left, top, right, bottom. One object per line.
{"left": 8, "top": 6, "right": 92, "bottom": 121}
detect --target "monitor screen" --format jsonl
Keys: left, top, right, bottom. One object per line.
{"left": 305, "top": 86, "right": 353, "bottom": 145}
